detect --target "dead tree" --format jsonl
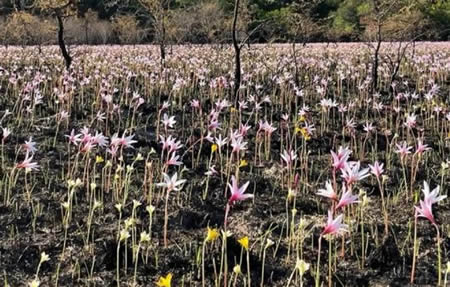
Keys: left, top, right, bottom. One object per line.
{"left": 232, "top": 0, "right": 241, "bottom": 102}
{"left": 368, "top": 0, "right": 399, "bottom": 93}
{"left": 138, "top": 0, "right": 170, "bottom": 69}
{"left": 35, "top": 0, "right": 78, "bottom": 69}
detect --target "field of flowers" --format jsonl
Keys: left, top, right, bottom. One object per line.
{"left": 0, "top": 43, "right": 449, "bottom": 287}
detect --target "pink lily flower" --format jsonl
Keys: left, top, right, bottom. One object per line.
{"left": 228, "top": 175, "right": 252, "bottom": 205}
{"left": 415, "top": 200, "right": 436, "bottom": 224}
{"left": 335, "top": 186, "right": 360, "bottom": 210}
{"left": 341, "top": 161, "right": 369, "bottom": 186}
{"left": 16, "top": 154, "right": 39, "bottom": 170}
{"left": 316, "top": 181, "right": 337, "bottom": 201}
{"left": 422, "top": 181, "right": 446, "bottom": 205}
{"left": 23, "top": 137, "right": 37, "bottom": 155}
{"left": 280, "top": 149, "right": 297, "bottom": 168}
{"left": 331, "top": 146, "right": 351, "bottom": 171}
{"left": 231, "top": 135, "right": 247, "bottom": 154}
{"left": 368, "top": 161, "right": 384, "bottom": 178}
{"left": 166, "top": 153, "right": 182, "bottom": 166}
{"left": 321, "top": 210, "right": 348, "bottom": 236}
{"left": 415, "top": 139, "right": 431, "bottom": 155}
{"left": 395, "top": 141, "right": 413, "bottom": 157}
{"left": 2, "top": 127, "right": 11, "bottom": 140}
{"left": 157, "top": 172, "right": 186, "bottom": 192}
{"left": 65, "top": 129, "right": 82, "bottom": 146}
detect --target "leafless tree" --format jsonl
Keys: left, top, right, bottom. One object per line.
{"left": 34, "top": 0, "right": 79, "bottom": 69}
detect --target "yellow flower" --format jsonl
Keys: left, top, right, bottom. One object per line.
{"left": 294, "top": 126, "right": 302, "bottom": 135}
{"left": 295, "top": 258, "right": 310, "bottom": 276}
{"left": 233, "top": 264, "right": 241, "bottom": 274}
{"left": 95, "top": 155, "right": 104, "bottom": 164}
{"left": 239, "top": 159, "right": 248, "bottom": 168}
{"left": 287, "top": 188, "right": 297, "bottom": 201}
{"left": 238, "top": 236, "right": 249, "bottom": 251}
{"left": 39, "top": 252, "right": 50, "bottom": 263}
{"left": 211, "top": 144, "right": 218, "bottom": 153}
{"left": 298, "top": 128, "right": 311, "bottom": 141}
{"left": 298, "top": 115, "right": 306, "bottom": 122}
{"left": 300, "top": 128, "right": 307, "bottom": 137}
{"left": 156, "top": 273, "right": 172, "bottom": 287}
{"left": 205, "top": 227, "right": 219, "bottom": 243}
{"left": 230, "top": 107, "right": 237, "bottom": 113}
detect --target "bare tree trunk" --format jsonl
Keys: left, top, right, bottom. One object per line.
{"left": 371, "top": 21, "right": 382, "bottom": 94}
{"left": 232, "top": 0, "right": 241, "bottom": 103}
{"left": 85, "top": 21, "right": 89, "bottom": 44}
{"left": 56, "top": 12, "right": 72, "bottom": 70}
{"left": 160, "top": 3, "right": 166, "bottom": 68}
{"left": 292, "top": 41, "right": 300, "bottom": 87}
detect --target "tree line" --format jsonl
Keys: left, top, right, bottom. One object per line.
{"left": 0, "top": 0, "right": 449, "bottom": 47}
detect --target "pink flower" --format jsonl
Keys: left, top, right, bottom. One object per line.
{"left": 415, "top": 139, "right": 431, "bottom": 155}
{"left": 166, "top": 153, "right": 182, "bottom": 166}
{"left": 335, "top": 186, "right": 359, "bottom": 210}
{"left": 341, "top": 161, "right": 369, "bottom": 186}
{"left": 331, "top": 146, "right": 351, "bottom": 171}
{"left": 239, "top": 123, "right": 252, "bottom": 137}
{"left": 258, "top": 120, "right": 276, "bottom": 135}
{"left": 65, "top": 129, "right": 82, "bottom": 146}
{"left": 231, "top": 135, "right": 247, "bottom": 154}
{"left": 205, "top": 165, "right": 218, "bottom": 176}
{"left": 415, "top": 200, "right": 435, "bottom": 224}
{"left": 228, "top": 175, "right": 252, "bottom": 205}
{"left": 395, "top": 141, "right": 412, "bottom": 157}
{"left": 363, "top": 122, "right": 375, "bottom": 133}
{"left": 321, "top": 210, "right": 348, "bottom": 236}
{"left": 317, "top": 181, "right": 337, "bottom": 201}
{"left": 162, "top": 113, "right": 176, "bottom": 129}
{"left": 191, "top": 99, "right": 200, "bottom": 109}
{"left": 2, "top": 127, "right": 11, "bottom": 141}
{"left": 23, "top": 137, "right": 37, "bottom": 155}
{"left": 422, "top": 181, "right": 446, "bottom": 205}
{"left": 118, "top": 133, "right": 137, "bottom": 149}
{"left": 81, "top": 141, "right": 96, "bottom": 153}
{"left": 159, "top": 135, "right": 173, "bottom": 151}
{"left": 16, "top": 154, "right": 39, "bottom": 170}
{"left": 215, "top": 134, "right": 228, "bottom": 149}
{"left": 415, "top": 182, "right": 446, "bottom": 225}
{"left": 92, "top": 131, "right": 109, "bottom": 148}
{"left": 160, "top": 101, "right": 170, "bottom": 111}
{"left": 208, "top": 118, "right": 221, "bottom": 131}
{"left": 280, "top": 149, "right": 297, "bottom": 168}
{"left": 404, "top": 113, "right": 417, "bottom": 129}
{"left": 157, "top": 172, "right": 186, "bottom": 192}
{"left": 368, "top": 161, "right": 384, "bottom": 178}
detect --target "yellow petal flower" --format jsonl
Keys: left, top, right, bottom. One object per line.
{"left": 156, "top": 273, "right": 172, "bottom": 287}
{"left": 233, "top": 264, "right": 241, "bottom": 274}
{"left": 211, "top": 144, "right": 218, "bottom": 153}
{"left": 238, "top": 236, "right": 249, "bottom": 251}
{"left": 205, "top": 227, "right": 219, "bottom": 243}
{"left": 295, "top": 258, "right": 310, "bottom": 276}
{"left": 95, "top": 155, "right": 104, "bottom": 164}
{"left": 239, "top": 159, "right": 248, "bottom": 168}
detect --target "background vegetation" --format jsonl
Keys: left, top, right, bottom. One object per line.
{"left": 0, "top": 0, "right": 449, "bottom": 46}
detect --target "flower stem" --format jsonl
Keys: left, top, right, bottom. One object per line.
{"left": 315, "top": 235, "right": 322, "bottom": 287}
{"left": 410, "top": 212, "right": 418, "bottom": 284}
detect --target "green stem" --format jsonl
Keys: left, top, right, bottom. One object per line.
{"left": 315, "top": 235, "right": 322, "bottom": 287}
